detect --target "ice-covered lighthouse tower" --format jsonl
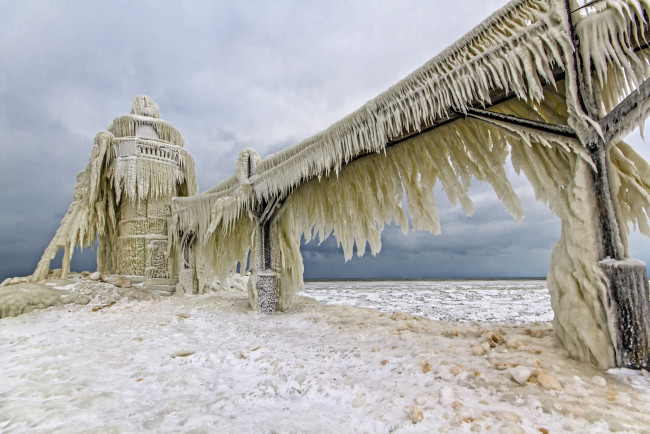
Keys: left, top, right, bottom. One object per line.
{"left": 31, "top": 95, "right": 197, "bottom": 284}
{"left": 108, "top": 96, "right": 194, "bottom": 278}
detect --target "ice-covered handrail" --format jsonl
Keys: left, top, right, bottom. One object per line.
{"left": 174, "top": 0, "right": 567, "bottom": 231}
{"left": 251, "top": 0, "right": 567, "bottom": 202}
{"left": 178, "top": 0, "right": 650, "bottom": 225}
{"left": 111, "top": 138, "right": 197, "bottom": 203}
{"left": 170, "top": 0, "right": 650, "bottom": 370}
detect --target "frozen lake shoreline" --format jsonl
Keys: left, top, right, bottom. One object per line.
{"left": 1, "top": 275, "right": 650, "bottom": 432}
{"left": 303, "top": 279, "right": 553, "bottom": 324}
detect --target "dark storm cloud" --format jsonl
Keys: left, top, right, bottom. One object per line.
{"left": 2, "top": 0, "right": 650, "bottom": 281}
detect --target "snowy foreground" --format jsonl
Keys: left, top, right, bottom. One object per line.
{"left": 2, "top": 275, "right": 650, "bottom": 433}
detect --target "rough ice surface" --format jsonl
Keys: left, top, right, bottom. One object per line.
{"left": 302, "top": 280, "right": 553, "bottom": 324}
{"left": 255, "top": 273, "right": 279, "bottom": 314}
{"left": 171, "top": 0, "right": 650, "bottom": 369}
{"left": 0, "top": 271, "right": 161, "bottom": 319}
{"left": 1, "top": 276, "right": 649, "bottom": 432}
{"left": 130, "top": 94, "right": 160, "bottom": 119}
{"left": 0, "top": 282, "right": 84, "bottom": 319}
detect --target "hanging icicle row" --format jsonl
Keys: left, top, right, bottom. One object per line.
{"left": 109, "top": 115, "right": 186, "bottom": 148}
{"left": 250, "top": 0, "right": 569, "bottom": 203}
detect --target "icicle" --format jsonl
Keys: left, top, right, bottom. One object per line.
{"left": 574, "top": 0, "right": 650, "bottom": 110}
{"left": 30, "top": 131, "right": 116, "bottom": 281}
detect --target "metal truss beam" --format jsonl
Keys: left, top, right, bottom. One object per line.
{"left": 599, "top": 76, "right": 650, "bottom": 145}
{"left": 454, "top": 107, "right": 578, "bottom": 139}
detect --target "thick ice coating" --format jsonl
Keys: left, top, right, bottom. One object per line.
{"left": 172, "top": 0, "right": 650, "bottom": 369}
{"left": 3, "top": 0, "right": 650, "bottom": 371}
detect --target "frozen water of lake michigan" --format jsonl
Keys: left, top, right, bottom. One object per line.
{"left": 303, "top": 279, "right": 553, "bottom": 324}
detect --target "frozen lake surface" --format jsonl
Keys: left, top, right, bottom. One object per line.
{"left": 303, "top": 279, "right": 553, "bottom": 324}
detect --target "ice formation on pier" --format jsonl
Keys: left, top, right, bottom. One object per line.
{"left": 2, "top": 0, "right": 649, "bottom": 370}
{"left": 173, "top": 0, "right": 650, "bottom": 368}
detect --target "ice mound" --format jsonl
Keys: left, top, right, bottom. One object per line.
{"left": 0, "top": 282, "right": 88, "bottom": 318}
{"left": 0, "top": 272, "right": 251, "bottom": 319}
{"left": 201, "top": 273, "right": 249, "bottom": 294}
{"left": 130, "top": 94, "right": 160, "bottom": 118}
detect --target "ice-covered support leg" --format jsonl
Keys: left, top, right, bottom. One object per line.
{"left": 61, "top": 247, "right": 71, "bottom": 278}
{"left": 96, "top": 236, "right": 113, "bottom": 274}
{"left": 250, "top": 216, "right": 279, "bottom": 314}
{"left": 236, "top": 148, "right": 280, "bottom": 314}
{"left": 177, "top": 231, "right": 197, "bottom": 295}
{"left": 599, "top": 259, "right": 650, "bottom": 369}
{"left": 587, "top": 141, "right": 649, "bottom": 369}
{"left": 560, "top": 0, "right": 650, "bottom": 369}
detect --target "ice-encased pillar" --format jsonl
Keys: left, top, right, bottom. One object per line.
{"left": 237, "top": 148, "right": 279, "bottom": 314}
{"left": 253, "top": 217, "right": 279, "bottom": 314}
{"left": 177, "top": 231, "right": 198, "bottom": 295}
{"left": 563, "top": 0, "right": 650, "bottom": 369}
{"left": 117, "top": 198, "right": 171, "bottom": 278}
{"left": 586, "top": 136, "right": 650, "bottom": 369}
{"left": 114, "top": 118, "right": 173, "bottom": 279}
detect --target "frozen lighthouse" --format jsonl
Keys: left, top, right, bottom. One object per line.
{"left": 30, "top": 95, "right": 198, "bottom": 290}
{"left": 108, "top": 96, "right": 192, "bottom": 279}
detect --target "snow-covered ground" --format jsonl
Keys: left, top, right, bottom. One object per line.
{"left": 1, "top": 274, "right": 650, "bottom": 433}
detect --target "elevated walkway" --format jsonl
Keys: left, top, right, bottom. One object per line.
{"left": 173, "top": 0, "right": 650, "bottom": 370}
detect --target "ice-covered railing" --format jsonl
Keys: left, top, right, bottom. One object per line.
{"left": 111, "top": 137, "right": 196, "bottom": 202}
{"left": 173, "top": 0, "right": 568, "bottom": 244}
{"left": 173, "top": 0, "right": 650, "bottom": 369}
{"left": 111, "top": 137, "right": 194, "bottom": 167}
{"left": 184, "top": 0, "right": 650, "bottom": 210}
{"left": 251, "top": 0, "right": 569, "bottom": 202}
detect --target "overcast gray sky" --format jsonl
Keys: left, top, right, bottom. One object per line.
{"left": 1, "top": 0, "right": 649, "bottom": 282}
